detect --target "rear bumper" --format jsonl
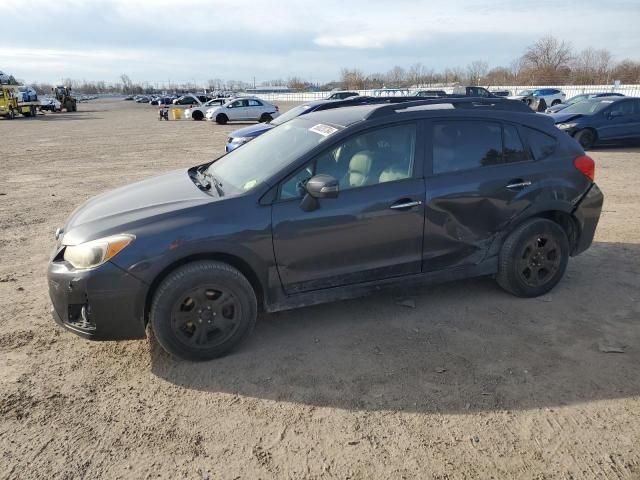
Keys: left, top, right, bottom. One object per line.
{"left": 572, "top": 183, "right": 604, "bottom": 255}
{"left": 47, "top": 261, "right": 148, "bottom": 341}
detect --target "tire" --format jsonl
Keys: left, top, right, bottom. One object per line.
{"left": 8, "top": 109, "right": 15, "bottom": 120}
{"left": 216, "top": 113, "right": 228, "bottom": 125}
{"left": 551, "top": 99, "right": 561, "bottom": 106}
{"left": 574, "top": 129, "right": 595, "bottom": 150}
{"left": 259, "top": 113, "right": 272, "bottom": 123}
{"left": 192, "top": 110, "right": 204, "bottom": 121}
{"left": 496, "top": 218, "right": 569, "bottom": 298}
{"left": 150, "top": 261, "right": 257, "bottom": 361}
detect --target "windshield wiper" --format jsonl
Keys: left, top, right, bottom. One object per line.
{"left": 201, "top": 171, "right": 225, "bottom": 196}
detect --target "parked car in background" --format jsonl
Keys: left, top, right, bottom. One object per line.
{"left": 412, "top": 89, "right": 447, "bottom": 97}
{"left": 545, "top": 92, "right": 625, "bottom": 113}
{"left": 150, "top": 96, "right": 175, "bottom": 105}
{"left": 326, "top": 91, "right": 359, "bottom": 100}
{"left": 135, "top": 96, "right": 151, "bottom": 103}
{"left": 40, "top": 97, "right": 61, "bottom": 112}
{"left": 509, "top": 88, "right": 566, "bottom": 110}
{"left": 47, "top": 97, "right": 602, "bottom": 360}
{"left": 184, "top": 98, "right": 227, "bottom": 120}
{"left": 173, "top": 94, "right": 208, "bottom": 105}
{"left": 451, "top": 86, "right": 496, "bottom": 97}
{"left": 548, "top": 96, "right": 640, "bottom": 149}
{"left": 205, "top": 97, "right": 279, "bottom": 124}
{"left": 490, "top": 89, "right": 512, "bottom": 97}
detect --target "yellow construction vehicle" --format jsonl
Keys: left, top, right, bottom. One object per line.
{"left": 0, "top": 85, "right": 40, "bottom": 119}
{"left": 52, "top": 85, "right": 77, "bottom": 112}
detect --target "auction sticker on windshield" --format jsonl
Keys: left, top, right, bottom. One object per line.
{"left": 309, "top": 124, "right": 338, "bottom": 137}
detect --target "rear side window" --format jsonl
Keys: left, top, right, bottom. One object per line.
{"left": 432, "top": 120, "right": 531, "bottom": 174}
{"left": 522, "top": 127, "right": 557, "bottom": 160}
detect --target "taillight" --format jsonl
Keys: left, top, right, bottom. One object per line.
{"left": 574, "top": 155, "right": 595, "bottom": 181}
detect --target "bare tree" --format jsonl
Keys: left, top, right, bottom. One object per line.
{"left": 340, "top": 68, "right": 366, "bottom": 89}
{"left": 466, "top": 60, "right": 489, "bottom": 85}
{"left": 521, "top": 35, "right": 573, "bottom": 83}
{"left": 572, "top": 48, "right": 613, "bottom": 84}
{"left": 385, "top": 66, "right": 406, "bottom": 86}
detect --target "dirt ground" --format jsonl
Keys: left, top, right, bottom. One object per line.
{"left": 1, "top": 100, "right": 639, "bottom": 480}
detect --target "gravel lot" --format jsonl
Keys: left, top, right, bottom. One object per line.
{"left": 1, "top": 100, "right": 639, "bottom": 479}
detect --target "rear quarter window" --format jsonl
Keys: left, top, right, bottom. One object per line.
{"left": 522, "top": 127, "right": 557, "bottom": 160}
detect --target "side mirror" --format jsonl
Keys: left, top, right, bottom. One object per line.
{"left": 299, "top": 174, "right": 339, "bottom": 212}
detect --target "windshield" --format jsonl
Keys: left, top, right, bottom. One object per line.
{"left": 270, "top": 104, "right": 312, "bottom": 125}
{"left": 561, "top": 99, "right": 612, "bottom": 115}
{"left": 206, "top": 118, "right": 340, "bottom": 194}
{"left": 566, "top": 94, "right": 588, "bottom": 105}
{"left": 517, "top": 90, "right": 532, "bottom": 96}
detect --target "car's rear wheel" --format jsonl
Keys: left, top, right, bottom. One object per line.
{"left": 551, "top": 99, "right": 561, "bottom": 106}
{"left": 192, "top": 110, "right": 203, "bottom": 121}
{"left": 259, "top": 113, "right": 272, "bottom": 123}
{"left": 150, "top": 261, "right": 257, "bottom": 361}
{"left": 216, "top": 113, "right": 228, "bottom": 125}
{"left": 496, "top": 218, "right": 569, "bottom": 297}
{"left": 574, "top": 129, "right": 595, "bottom": 150}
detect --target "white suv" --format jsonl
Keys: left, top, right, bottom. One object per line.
{"left": 205, "top": 97, "right": 279, "bottom": 124}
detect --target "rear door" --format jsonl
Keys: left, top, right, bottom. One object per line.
{"left": 423, "top": 118, "right": 547, "bottom": 271}
{"left": 246, "top": 99, "right": 265, "bottom": 120}
{"left": 271, "top": 122, "right": 425, "bottom": 293}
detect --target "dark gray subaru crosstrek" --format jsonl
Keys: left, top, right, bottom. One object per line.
{"left": 48, "top": 98, "right": 603, "bottom": 361}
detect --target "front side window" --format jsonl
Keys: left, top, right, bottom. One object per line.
{"left": 279, "top": 123, "right": 417, "bottom": 200}
{"left": 609, "top": 101, "right": 634, "bottom": 116}
{"left": 432, "top": 121, "right": 533, "bottom": 174}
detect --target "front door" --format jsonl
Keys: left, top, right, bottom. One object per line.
{"left": 271, "top": 122, "right": 425, "bottom": 294}
{"left": 599, "top": 99, "right": 639, "bottom": 140}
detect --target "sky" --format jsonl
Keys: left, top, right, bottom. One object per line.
{"left": 1, "top": 0, "right": 639, "bottom": 85}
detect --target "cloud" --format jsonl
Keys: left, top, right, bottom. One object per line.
{"left": 0, "top": 0, "right": 638, "bottom": 83}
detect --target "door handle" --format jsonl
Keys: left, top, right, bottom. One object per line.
{"left": 506, "top": 180, "right": 532, "bottom": 190}
{"left": 390, "top": 200, "right": 423, "bottom": 210}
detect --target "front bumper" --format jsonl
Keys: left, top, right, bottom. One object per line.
{"left": 48, "top": 260, "right": 148, "bottom": 341}
{"left": 572, "top": 183, "right": 604, "bottom": 256}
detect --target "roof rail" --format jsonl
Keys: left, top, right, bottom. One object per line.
{"left": 366, "top": 97, "right": 531, "bottom": 119}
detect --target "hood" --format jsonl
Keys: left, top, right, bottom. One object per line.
{"left": 546, "top": 103, "right": 568, "bottom": 113}
{"left": 549, "top": 112, "right": 584, "bottom": 124}
{"left": 61, "top": 169, "right": 211, "bottom": 245}
{"left": 508, "top": 95, "right": 527, "bottom": 100}
{"left": 229, "top": 123, "right": 274, "bottom": 138}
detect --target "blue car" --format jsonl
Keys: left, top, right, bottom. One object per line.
{"left": 225, "top": 96, "right": 424, "bottom": 152}
{"left": 549, "top": 96, "right": 640, "bottom": 149}
{"left": 546, "top": 92, "right": 625, "bottom": 114}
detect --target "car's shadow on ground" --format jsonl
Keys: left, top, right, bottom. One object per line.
{"left": 150, "top": 241, "right": 640, "bottom": 413}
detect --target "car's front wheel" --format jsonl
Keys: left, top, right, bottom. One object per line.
{"left": 574, "top": 129, "right": 596, "bottom": 150}
{"left": 216, "top": 113, "right": 228, "bottom": 125}
{"left": 496, "top": 218, "right": 569, "bottom": 297}
{"left": 150, "top": 261, "right": 257, "bottom": 361}
{"left": 551, "top": 99, "right": 562, "bottom": 106}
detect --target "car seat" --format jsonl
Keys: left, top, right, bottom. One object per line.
{"left": 344, "top": 151, "right": 375, "bottom": 187}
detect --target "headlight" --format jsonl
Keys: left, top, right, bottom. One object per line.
{"left": 230, "top": 136, "right": 251, "bottom": 144}
{"left": 63, "top": 234, "right": 134, "bottom": 269}
{"left": 556, "top": 122, "right": 577, "bottom": 130}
